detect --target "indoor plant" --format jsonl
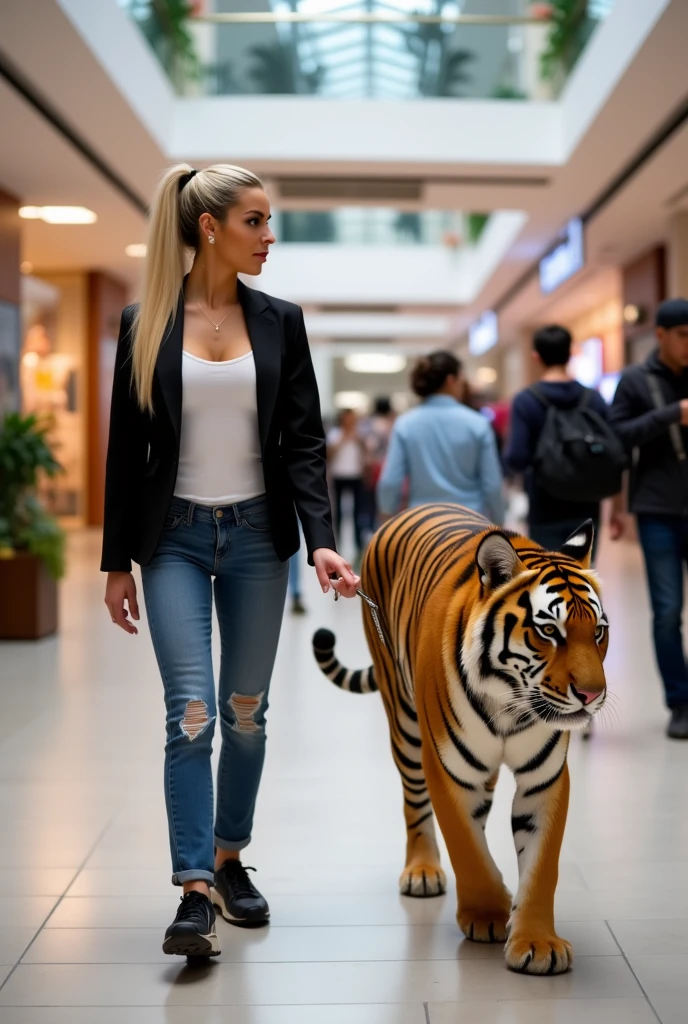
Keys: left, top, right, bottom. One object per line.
{"left": 0, "top": 412, "right": 65, "bottom": 639}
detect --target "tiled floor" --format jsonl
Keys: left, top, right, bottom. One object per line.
{"left": 1, "top": 528, "right": 687, "bottom": 1022}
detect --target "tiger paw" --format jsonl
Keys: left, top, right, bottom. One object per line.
{"left": 399, "top": 863, "right": 446, "bottom": 898}
{"left": 458, "top": 906, "right": 510, "bottom": 943}
{"left": 505, "top": 930, "right": 573, "bottom": 974}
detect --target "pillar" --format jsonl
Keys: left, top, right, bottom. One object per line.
{"left": 0, "top": 186, "right": 21, "bottom": 417}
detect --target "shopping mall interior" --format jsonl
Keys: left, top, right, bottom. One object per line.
{"left": 1, "top": 0, "right": 688, "bottom": 1020}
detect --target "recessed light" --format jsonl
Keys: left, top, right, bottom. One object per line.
{"left": 344, "top": 354, "right": 407, "bottom": 374}
{"left": 19, "top": 206, "right": 97, "bottom": 224}
{"left": 125, "top": 243, "right": 147, "bottom": 258}
{"left": 20, "top": 261, "right": 34, "bottom": 274}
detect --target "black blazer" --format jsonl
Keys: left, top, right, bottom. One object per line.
{"left": 100, "top": 280, "right": 336, "bottom": 573}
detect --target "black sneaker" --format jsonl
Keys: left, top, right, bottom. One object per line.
{"left": 162, "top": 891, "right": 220, "bottom": 957}
{"left": 211, "top": 861, "right": 270, "bottom": 927}
{"left": 291, "top": 596, "right": 307, "bottom": 615}
{"left": 667, "top": 704, "right": 688, "bottom": 740}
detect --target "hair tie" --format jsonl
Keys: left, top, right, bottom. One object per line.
{"left": 178, "top": 169, "right": 198, "bottom": 192}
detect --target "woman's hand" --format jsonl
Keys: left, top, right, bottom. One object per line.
{"left": 105, "top": 571, "right": 140, "bottom": 634}
{"left": 312, "top": 549, "right": 360, "bottom": 599}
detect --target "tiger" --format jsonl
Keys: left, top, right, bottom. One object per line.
{"left": 312, "top": 504, "right": 608, "bottom": 975}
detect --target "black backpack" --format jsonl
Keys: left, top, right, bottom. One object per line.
{"left": 529, "top": 385, "right": 627, "bottom": 502}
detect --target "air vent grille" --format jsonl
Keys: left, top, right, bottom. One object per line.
{"left": 278, "top": 177, "right": 424, "bottom": 201}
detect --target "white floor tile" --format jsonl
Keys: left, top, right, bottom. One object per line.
{"left": 22, "top": 921, "right": 618, "bottom": 965}
{"left": 608, "top": 918, "right": 688, "bottom": 956}
{"left": 0, "top": 1007, "right": 427, "bottom": 1024}
{"left": 625, "top": 953, "right": 688, "bottom": 1024}
{"left": 0, "top": 899, "right": 60, "bottom": 930}
{"left": 0, "top": 871, "right": 74, "bottom": 898}
{"left": 429, "top": 998, "right": 658, "bottom": 1023}
{"left": 0, "top": 957, "right": 641, "bottom": 1007}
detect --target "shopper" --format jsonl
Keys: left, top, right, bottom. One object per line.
{"left": 101, "top": 163, "right": 358, "bottom": 957}
{"left": 377, "top": 351, "right": 504, "bottom": 522}
{"left": 360, "top": 396, "right": 395, "bottom": 541}
{"left": 505, "top": 325, "right": 617, "bottom": 554}
{"left": 610, "top": 298, "right": 688, "bottom": 739}
{"left": 327, "top": 409, "right": 366, "bottom": 558}
{"left": 288, "top": 545, "right": 306, "bottom": 615}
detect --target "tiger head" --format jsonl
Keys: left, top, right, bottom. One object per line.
{"left": 462, "top": 521, "right": 608, "bottom": 732}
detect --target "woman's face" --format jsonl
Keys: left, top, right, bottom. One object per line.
{"left": 204, "top": 188, "right": 275, "bottom": 276}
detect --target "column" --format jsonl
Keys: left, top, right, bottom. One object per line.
{"left": 668, "top": 212, "right": 688, "bottom": 299}
{"left": 0, "top": 186, "right": 21, "bottom": 417}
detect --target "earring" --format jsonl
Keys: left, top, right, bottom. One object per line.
{"left": 208, "top": 235, "right": 215, "bottom": 245}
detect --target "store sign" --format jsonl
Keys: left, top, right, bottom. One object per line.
{"left": 539, "top": 218, "right": 585, "bottom": 295}
{"left": 469, "top": 310, "right": 498, "bottom": 356}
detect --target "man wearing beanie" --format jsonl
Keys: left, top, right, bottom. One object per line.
{"left": 611, "top": 298, "right": 688, "bottom": 738}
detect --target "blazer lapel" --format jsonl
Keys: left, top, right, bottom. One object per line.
{"left": 155, "top": 290, "right": 184, "bottom": 448}
{"left": 239, "top": 280, "right": 282, "bottom": 453}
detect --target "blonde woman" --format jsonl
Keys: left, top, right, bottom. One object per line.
{"left": 101, "top": 164, "right": 358, "bottom": 957}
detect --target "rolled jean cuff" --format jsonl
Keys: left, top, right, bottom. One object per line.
{"left": 215, "top": 833, "right": 251, "bottom": 852}
{"left": 171, "top": 869, "right": 215, "bottom": 887}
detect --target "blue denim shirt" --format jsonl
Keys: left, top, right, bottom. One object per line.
{"left": 377, "top": 395, "right": 505, "bottom": 524}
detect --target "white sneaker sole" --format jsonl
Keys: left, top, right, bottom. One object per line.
{"left": 162, "top": 928, "right": 221, "bottom": 957}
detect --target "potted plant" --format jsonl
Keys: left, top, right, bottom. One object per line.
{"left": 0, "top": 412, "right": 66, "bottom": 640}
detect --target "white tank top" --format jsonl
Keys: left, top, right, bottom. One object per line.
{"left": 173, "top": 350, "right": 265, "bottom": 505}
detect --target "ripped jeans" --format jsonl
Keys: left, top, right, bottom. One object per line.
{"left": 141, "top": 495, "right": 289, "bottom": 886}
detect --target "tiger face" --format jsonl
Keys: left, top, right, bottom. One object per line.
{"left": 463, "top": 521, "right": 608, "bottom": 732}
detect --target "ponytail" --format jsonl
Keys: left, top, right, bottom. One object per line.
{"left": 131, "top": 161, "right": 263, "bottom": 413}
{"left": 132, "top": 164, "right": 191, "bottom": 414}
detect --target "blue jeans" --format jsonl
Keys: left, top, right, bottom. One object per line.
{"left": 637, "top": 514, "right": 688, "bottom": 710}
{"left": 141, "top": 495, "right": 289, "bottom": 886}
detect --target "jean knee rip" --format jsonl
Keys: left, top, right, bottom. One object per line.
{"left": 229, "top": 691, "right": 265, "bottom": 734}
{"left": 180, "top": 699, "right": 213, "bottom": 741}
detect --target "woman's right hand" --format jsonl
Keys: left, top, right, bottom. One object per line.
{"left": 105, "top": 571, "right": 140, "bottom": 635}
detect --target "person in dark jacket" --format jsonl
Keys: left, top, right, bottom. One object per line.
{"left": 610, "top": 298, "right": 688, "bottom": 739}
{"left": 505, "top": 324, "right": 610, "bottom": 554}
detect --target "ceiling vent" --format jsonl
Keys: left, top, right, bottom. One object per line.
{"left": 278, "top": 177, "right": 424, "bottom": 202}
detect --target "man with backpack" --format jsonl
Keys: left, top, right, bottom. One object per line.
{"left": 505, "top": 324, "right": 624, "bottom": 556}
{"left": 610, "top": 299, "right": 688, "bottom": 739}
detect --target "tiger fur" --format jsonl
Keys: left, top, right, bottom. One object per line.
{"left": 312, "top": 504, "right": 608, "bottom": 975}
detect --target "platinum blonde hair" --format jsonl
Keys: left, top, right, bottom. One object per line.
{"left": 132, "top": 162, "right": 263, "bottom": 413}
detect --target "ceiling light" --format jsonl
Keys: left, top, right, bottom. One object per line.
{"left": 334, "top": 391, "right": 369, "bottom": 412}
{"left": 20, "top": 261, "right": 34, "bottom": 274}
{"left": 19, "top": 206, "right": 97, "bottom": 224}
{"left": 126, "top": 243, "right": 147, "bottom": 258}
{"left": 344, "top": 353, "right": 407, "bottom": 374}
{"left": 623, "top": 303, "right": 641, "bottom": 324}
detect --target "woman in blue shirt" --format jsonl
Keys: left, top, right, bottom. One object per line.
{"left": 377, "top": 351, "right": 504, "bottom": 524}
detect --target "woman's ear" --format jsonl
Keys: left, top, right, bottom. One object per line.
{"left": 476, "top": 531, "right": 523, "bottom": 590}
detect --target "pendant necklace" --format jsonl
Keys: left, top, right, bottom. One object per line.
{"left": 197, "top": 302, "right": 232, "bottom": 333}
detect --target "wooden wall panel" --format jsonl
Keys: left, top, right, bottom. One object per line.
{"left": 87, "top": 273, "right": 127, "bottom": 527}
{"left": 0, "top": 186, "right": 20, "bottom": 306}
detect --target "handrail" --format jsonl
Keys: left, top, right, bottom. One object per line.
{"left": 191, "top": 13, "right": 550, "bottom": 26}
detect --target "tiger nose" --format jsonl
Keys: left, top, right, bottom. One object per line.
{"left": 571, "top": 683, "right": 603, "bottom": 706}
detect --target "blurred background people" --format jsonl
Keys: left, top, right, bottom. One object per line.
{"left": 360, "top": 396, "right": 396, "bottom": 543}
{"left": 610, "top": 298, "right": 688, "bottom": 739}
{"left": 327, "top": 408, "right": 366, "bottom": 560}
{"left": 377, "top": 351, "right": 504, "bottom": 523}
{"left": 505, "top": 325, "right": 613, "bottom": 555}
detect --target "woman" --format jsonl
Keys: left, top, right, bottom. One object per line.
{"left": 101, "top": 163, "right": 358, "bottom": 958}
{"left": 326, "top": 408, "right": 366, "bottom": 557}
{"left": 377, "top": 350, "right": 504, "bottom": 523}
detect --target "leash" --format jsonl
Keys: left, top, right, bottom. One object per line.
{"left": 331, "top": 576, "right": 388, "bottom": 649}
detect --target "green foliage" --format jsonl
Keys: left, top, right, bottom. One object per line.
{"left": 467, "top": 213, "right": 490, "bottom": 245}
{"left": 128, "top": 0, "right": 200, "bottom": 91}
{"left": 404, "top": 18, "right": 475, "bottom": 97}
{"left": 491, "top": 84, "right": 528, "bottom": 100}
{"left": 540, "top": 0, "right": 596, "bottom": 83}
{"left": 0, "top": 413, "right": 66, "bottom": 580}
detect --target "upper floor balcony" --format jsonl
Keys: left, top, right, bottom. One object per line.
{"left": 117, "top": 0, "right": 615, "bottom": 102}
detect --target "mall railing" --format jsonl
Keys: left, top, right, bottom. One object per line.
{"left": 273, "top": 208, "right": 465, "bottom": 245}
{"left": 118, "top": 1, "right": 615, "bottom": 101}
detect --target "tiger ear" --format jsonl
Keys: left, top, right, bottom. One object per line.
{"left": 476, "top": 531, "right": 522, "bottom": 590}
{"left": 561, "top": 519, "right": 594, "bottom": 568}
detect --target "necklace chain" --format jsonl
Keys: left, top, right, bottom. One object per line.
{"left": 197, "top": 302, "right": 232, "bottom": 333}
